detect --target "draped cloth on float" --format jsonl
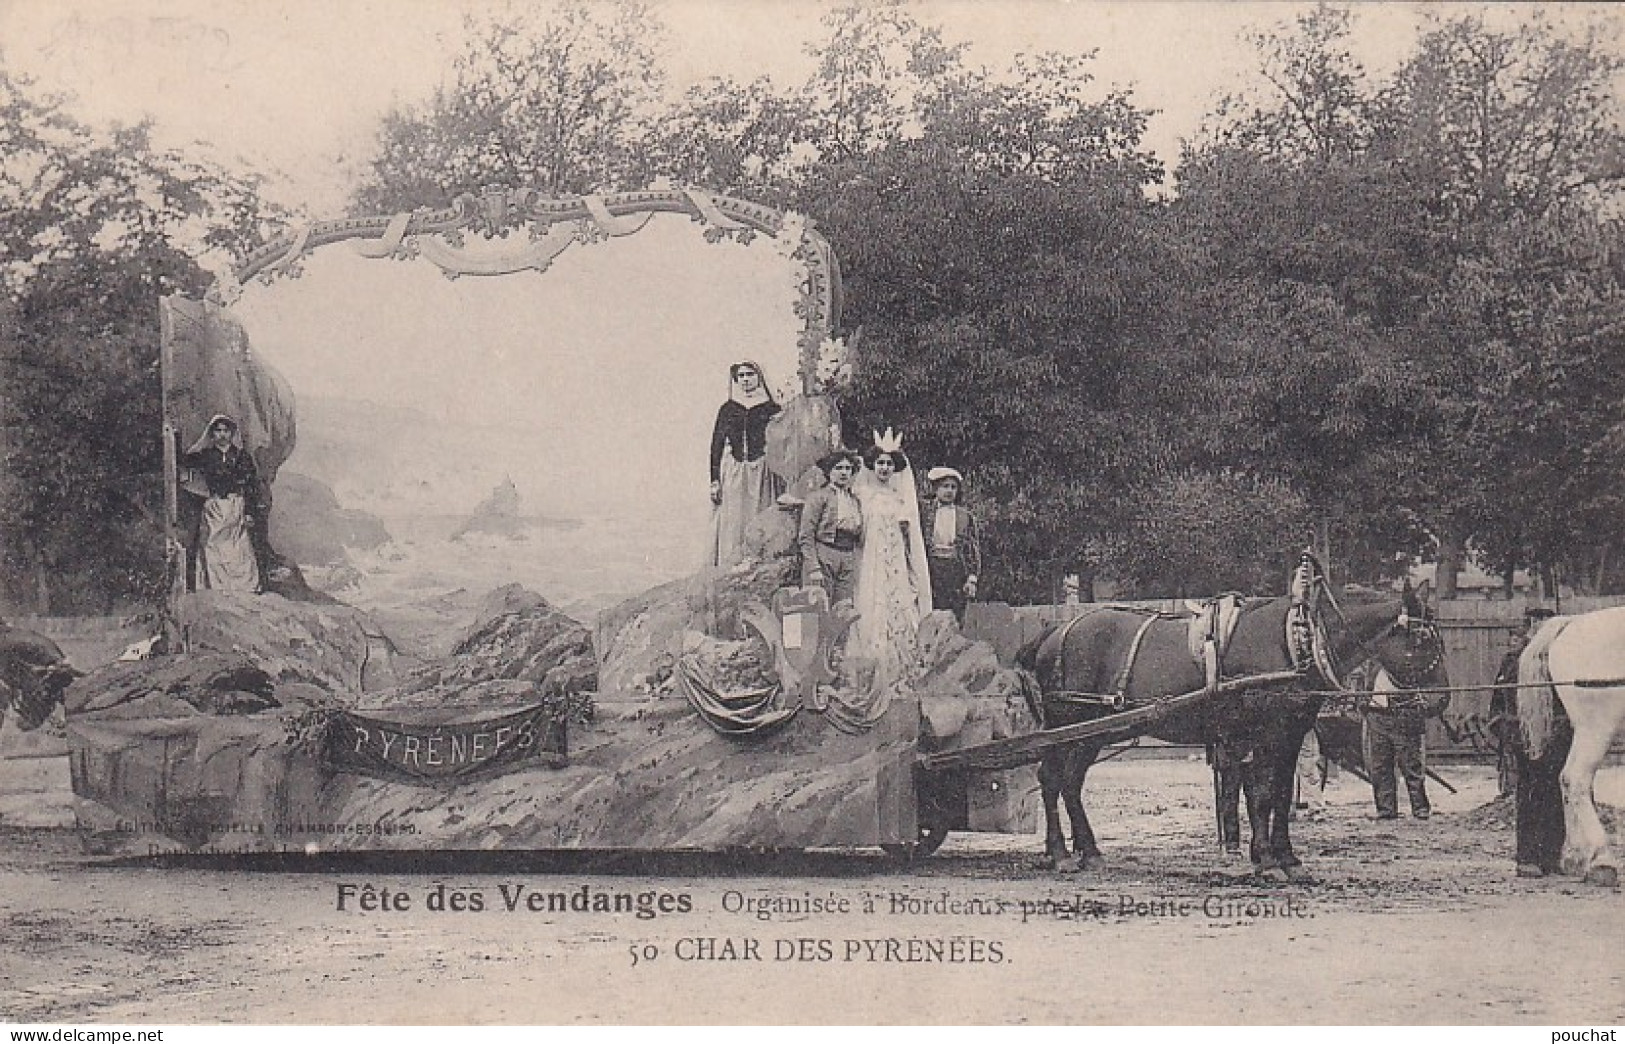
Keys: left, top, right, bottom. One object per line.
{"left": 842, "top": 465, "right": 931, "bottom": 723}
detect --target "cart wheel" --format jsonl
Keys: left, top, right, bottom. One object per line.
{"left": 882, "top": 822, "right": 950, "bottom": 863}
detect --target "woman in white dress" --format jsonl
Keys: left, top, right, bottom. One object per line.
{"left": 848, "top": 430, "right": 932, "bottom": 697}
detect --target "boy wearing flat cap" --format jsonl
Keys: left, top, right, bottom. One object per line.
{"left": 921, "top": 467, "right": 981, "bottom": 621}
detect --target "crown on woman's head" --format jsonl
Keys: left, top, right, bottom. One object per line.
{"left": 872, "top": 427, "right": 904, "bottom": 453}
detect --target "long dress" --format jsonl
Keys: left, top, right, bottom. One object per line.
{"left": 847, "top": 467, "right": 932, "bottom": 698}
{"left": 708, "top": 394, "right": 782, "bottom": 570}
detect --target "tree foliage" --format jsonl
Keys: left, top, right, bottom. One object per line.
{"left": 800, "top": 0, "right": 966, "bottom": 162}
{"left": 647, "top": 76, "right": 811, "bottom": 203}
{"left": 1375, "top": 12, "right": 1625, "bottom": 224}
{"left": 1089, "top": 470, "right": 1314, "bottom": 597}
{"left": 792, "top": 38, "right": 1168, "bottom": 599}
{"left": 353, "top": 0, "right": 668, "bottom": 212}
{"left": 15, "top": 1, "right": 1625, "bottom": 611}
{"left": 1209, "top": 4, "right": 1373, "bottom": 165}
{"left": 1177, "top": 6, "right": 1625, "bottom": 596}
{"left": 0, "top": 68, "right": 281, "bottom": 613}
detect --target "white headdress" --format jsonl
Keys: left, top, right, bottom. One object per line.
{"left": 728, "top": 360, "right": 775, "bottom": 408}
{"left": 185, "top": 414, "right": 243, "bottom": 455}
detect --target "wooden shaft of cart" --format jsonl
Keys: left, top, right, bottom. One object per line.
{"left": 918, "top": 669, "right": 1307, "bottom": 774}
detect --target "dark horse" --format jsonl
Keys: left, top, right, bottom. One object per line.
{"left": 1016, "top": 571, "right": 1443, "bottom": 881}
{"left": 0, "top": 620, "right": 80, "bottom": 733}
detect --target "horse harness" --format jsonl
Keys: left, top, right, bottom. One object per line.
{"left": 1370, "top": 625, "right": 1446, "bottom": 691}
{"left": 1048, "top": 592, "right": 1255, "bottom": 711}
{"left": 1047, "top": 555, "right": 1349, "bottom": 717}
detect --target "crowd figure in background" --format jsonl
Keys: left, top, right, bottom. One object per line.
{"left": 1493, "top": 607, "right": 1569, "bottom": 877}
{"left": 1361, "top": 658, "right": 1448, "bottom": 821}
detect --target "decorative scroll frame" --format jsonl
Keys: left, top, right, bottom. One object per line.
{"left": 214, "top": 187, "right": 843, "bottom": 396}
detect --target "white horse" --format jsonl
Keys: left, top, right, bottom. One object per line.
{"left": 1517, "top": 607, "right": 1625, "bottom": 886}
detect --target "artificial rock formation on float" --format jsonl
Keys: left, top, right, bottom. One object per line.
{"left": 68, "top": 582, "right": 922, "bottom": 852}
{"left": 316, "top": 573, "right": 917, "bottom": 852}
{"left": 68, "top": 405, "right": 1039, "bottom": 853}
{"left": 594, "top": 512, "right": 800, "bottom": 694}
{"left": 163, "top": 298, "right": 298, "bottom": 482}
{"left": 914, "top": 612, "right": 1037, "bottom": 744}
{"left": 765, "top": 395, "right": 839, "bottom": 488}
{"left": 173, "top": 590, "right": 400, "bottom": 693}
{"left": 66, "top": 653, "right": 281, "bottom": 720}
{"left": 388, "top": 584, "right": 598, "bottom": 699}
{"left": 69, "top": 592, "right": 370, "bottom": 850}
{"left": 592, "top": 391, "right": 832, "bottom": 690}
{"left": 900, "top": 611, "right": 1040, "bottom": 833}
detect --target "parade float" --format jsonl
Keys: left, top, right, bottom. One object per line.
{"left": 65, "top": 189, "right": 1041, "bottom": 857}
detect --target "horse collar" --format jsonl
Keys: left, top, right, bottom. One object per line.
{"left": 1286, "top": 593, "right": 1343, "bottom": 691}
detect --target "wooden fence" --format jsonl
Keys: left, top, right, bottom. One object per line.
{"left": 962, "top": 596, "right": 1625, "bottom": 754}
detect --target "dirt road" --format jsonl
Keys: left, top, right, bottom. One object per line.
{"left": 3, "top": 753, "right": 1622, "bottom": 1025}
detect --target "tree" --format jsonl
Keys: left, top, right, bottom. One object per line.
{"left": 1209, "top": 3, "right": 1374, "bottom": 166}
{"left": 1089, "top": 470, "right": 1314, "bottom": 597}
{"left": 1423, "top": 207, "right": 1625, "bottom": 593}
{"left": 646, "top": 76, "right": 811, "bottom": 202}
{"left": 794, "top": 37, "right": 1169, "bottom": 600}
{"left": 920, "top": 51, "right": 1163, "bottom": 188}
{"left": 1376, "top": 12, "right": 1625, "bottom": 225}
{"left": 1165, "top": 140, "right": 1448, "bottom": 576}
{"left": 1375, "top": 12, "right": 1625, "bottom": 593}
{"left": 800, "top": 0, "right": 966, "bottom": 162}
{"left": 353, "top": 0, "right": 668, "bottom": 213}
{"left": 0, "top": 68, "right": 280, "bottom": 613}
{"left": 1178, "top": 6, "right": 1625, "bottom": 596}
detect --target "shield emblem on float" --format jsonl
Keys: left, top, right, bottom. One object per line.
{"left": 774, "top": 586, "right": 828, "bottom": 708}
{"left": 741, "top": 586, "right": 859, "bottom": 713}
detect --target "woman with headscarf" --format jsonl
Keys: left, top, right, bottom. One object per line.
{"left": 847, "top": 429, "right": 931, "bottom": 696}
{"left": 708, "top": 361, "right": 783, "bottom": 569}
{"left": 180, "top": 414, "right": 263, "bottom": 593}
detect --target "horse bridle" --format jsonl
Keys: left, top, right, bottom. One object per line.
{"left": 1372, "top": 618, "right": 1445, "bottom": 690}
{"left": 1293, "top": 573, "right": 1352, "bottom": 691}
